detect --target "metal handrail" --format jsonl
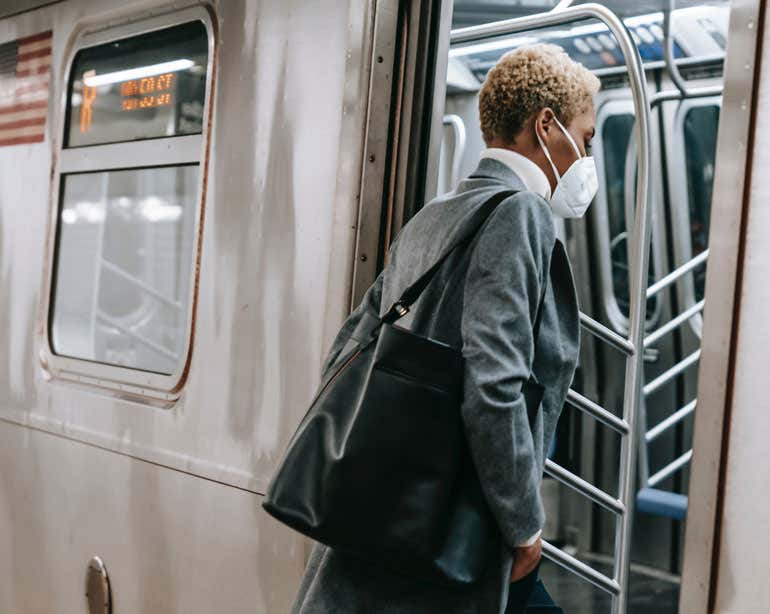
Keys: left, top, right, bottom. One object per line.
{"left": 646, "top": 399, "right": 697, "bottom": 443}
{"left": 650, "top": 85, "right": 723, "bottom": 111}
{"left": 542, "top": 540, "right": 621, "bottom": 596}
{"left": 644, "top": 299, "right": 705, "bottom": 348}
{"left": 662, "top": 0, "right": 721, "bottom": 104}
{"left": 545, "top": 459, "right": 626, "bottom": 515}
{"left": 453, "top": 6, "right": 651, "bottom": 612}
{"left": 579, "top": 312, "right": 635, "bottom": 356}
{"left": 648, "top": 449, "right": 693, "bottom": 487}
{"left": 566, "top": 388, "right": 630, "bottom": 435}
{"left": 95, "top": 310, "right": 177, "bottom": 361}
{"left": 643, "top": 349, "right": 701, "bottom": 396}
{"left": 647, "top": 249, "right": 709, "bottom": 298}
{"left": 101, "top": 258, "right": 183, "bottom": 311}
{"left": 442, "top": 114, "right": 467, "bottom": 189}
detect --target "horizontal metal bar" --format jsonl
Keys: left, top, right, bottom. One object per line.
{"left": 646, "top": 399, "right": 697, "bottom": 443}
{"left": 59, "top": 134, "right": 202, "bottom": 173}
{"left": 96, "top": 310, "right": 177, "bottom": 361}
{"left": 591, "top": 54, "right": 724, "bottom": 79}
{"left": 545, "top": 459, "right": 625, "bottom": 515}
{"left": 542, "top": 540, "right": 621, "bottom": 596}
{"left": 646, "top": 250, "right": 709, "bottom": 299}
{"left": 101, "top": 259, "right": 183, "bottom": 311}
{"left": 650, "top": 85, "right": 723, "bottom": 110}
{"left": 644, "top": 300, "right": 705, "bottom": 348}
{"left": 579, "top": 312, "right": 635, "bottom": 356}
{"left": 566, "top": 389, "right": 629, "bottom": 435}
{"left": 643, "top": 349, "right": 701, "bottom": 396}
{"left": 648, "top": 450, "right": 693, "bottom": 487}
{"left": 451, "top": 3, "right": 625, "bottom": 44}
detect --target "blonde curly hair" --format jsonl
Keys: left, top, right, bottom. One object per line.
{"left": 478, "top": 43, "right": 600, "bottom": 144}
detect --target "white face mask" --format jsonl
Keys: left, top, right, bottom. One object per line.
{"left": 535, "top": 116, "right": 598, "bottom": 219}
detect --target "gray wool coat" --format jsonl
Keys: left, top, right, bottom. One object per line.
{"left": 291, "top": 158, "right": 581, "bottom": 614}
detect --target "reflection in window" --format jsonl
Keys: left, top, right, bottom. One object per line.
{"left": 683, "top": 105, "right": 719, "bottom": 301}
{"left": 602, "top": 113, "right": 657, "bottom": 320}
{"left": 65, "top": 21, "right": 208, "bottom": 147}
{"left": 50, "top": 166, "right": 198, "bottom": 374}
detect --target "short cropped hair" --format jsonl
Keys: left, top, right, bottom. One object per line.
{"left": 478, "top": 43, "right": 600, "bottom": 144}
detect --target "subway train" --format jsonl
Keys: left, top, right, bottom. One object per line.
{"left": 0, "top": 0, "right": 766, "bottom": 612}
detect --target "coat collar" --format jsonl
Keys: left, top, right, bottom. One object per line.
{"left": 464, "top": 157, "right": 529, "bottom": 193}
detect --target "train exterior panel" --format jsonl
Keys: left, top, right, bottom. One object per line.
{"left": 0, "top": 0, "right": 386, "bottom": 611}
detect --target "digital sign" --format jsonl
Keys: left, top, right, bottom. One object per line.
{"left": 119, "top": 73, "right": 175, "bottom": 112}
{"left": 65, "top": 22, "right": 208, "bottom": 147}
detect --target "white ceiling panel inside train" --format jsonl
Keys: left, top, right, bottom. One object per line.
{"left": 449, "top": 3, "right": 729, "bottom": 87}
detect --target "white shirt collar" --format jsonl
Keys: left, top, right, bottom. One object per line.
{"left": 480, "top": 148, "right": 552, "bottom": 200}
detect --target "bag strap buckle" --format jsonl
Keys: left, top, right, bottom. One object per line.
{"left": 383, "top": 301, "right": 410, "bottom": 323}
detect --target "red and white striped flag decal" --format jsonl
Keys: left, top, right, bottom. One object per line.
{"left": 0, "top": 30, "right": 52, "bottom": 147}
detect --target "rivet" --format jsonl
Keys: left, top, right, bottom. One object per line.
{"left": 377, "top": 55, "right": 384, "bottom": 63}
{"left": 368, "top": 154, "right": 376, "bottom": 162}
{"left": 360, "top": 254, "right": 368, "bottom": 262}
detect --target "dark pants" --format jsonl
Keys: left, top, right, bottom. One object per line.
{"left": 505, "top": 563, "right": 563, "bottom": 614}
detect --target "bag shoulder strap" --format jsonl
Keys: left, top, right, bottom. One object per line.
{"left": 382, "top": 189, "right": 516, "bottom": 323}
{"left": 532, "top": 271, "right": 548, "bottom": 343}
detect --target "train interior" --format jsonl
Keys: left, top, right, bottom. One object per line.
{"left": 436, "top": 0, "right": 727, "bottom": 610}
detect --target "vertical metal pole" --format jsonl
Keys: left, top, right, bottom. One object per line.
{"left": 442, "top": 114, "right": 467, "bottom": 189}
{"left": 612, "top": 19, "right": 652, "bottom": 614}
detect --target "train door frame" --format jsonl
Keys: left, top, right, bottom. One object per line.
{"left": 350, "top": 0, "right": 452, "bottom": 307}
{"left": 679, "top": 0, "right": 764, "bottom": 609}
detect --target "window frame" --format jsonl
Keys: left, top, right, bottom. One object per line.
{"left": 592, "top": 98, "right": 664, "bottom": 335}
{"left": 668, "top": 96, "right": 721, "bottom": 339}
{"left": 39, "top": 6, "right": 216, "bottom": 401}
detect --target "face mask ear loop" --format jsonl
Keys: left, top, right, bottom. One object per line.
{"left": 535, "top": 118, "right": 561, "bottom": 181}
{"left": 553, "top": 116, "right": 583, "bottom": 159}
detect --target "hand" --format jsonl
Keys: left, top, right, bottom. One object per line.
{"left": 510, "top": 538, "right": 542, "bottom": 582}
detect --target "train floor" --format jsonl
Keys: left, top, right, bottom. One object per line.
{"left": 539, "top": 555, "right": 680, "bottom": 613}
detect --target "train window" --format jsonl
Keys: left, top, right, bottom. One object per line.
{"left": 42, "top": 9, "right": 213, "bottom": 397}
{"left": 683, "top": 105, "right": 719, "bottom": 301}
{"left": 50, "top": 166, "right": 198, "bottom": 374}
{"left": 600, "top": 112, "right": 658, "bottom": 321}
{"left": 65, "top": 21, "right": 208, "bottom": 147}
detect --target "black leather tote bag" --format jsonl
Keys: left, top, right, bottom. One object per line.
{"left": 263, "top": 189, "right": 543, "bottom": 586}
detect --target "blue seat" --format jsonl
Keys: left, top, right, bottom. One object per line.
{"left": 636, "top": 487, "right": 688, "bottom": 520}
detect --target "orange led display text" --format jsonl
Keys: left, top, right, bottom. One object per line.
{"left": 80, "top": 84, "right": 97, "bottom": 133}
{"left": 121, "top": 73, "right": 175, "bottom": 112}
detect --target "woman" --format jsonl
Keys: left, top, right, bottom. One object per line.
{"left": 292, "top": 44, "right": 599, "bottom": 614}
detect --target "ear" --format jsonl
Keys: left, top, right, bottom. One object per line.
{"left": 535, "top": 107, "right": 556, "bottom": 141}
